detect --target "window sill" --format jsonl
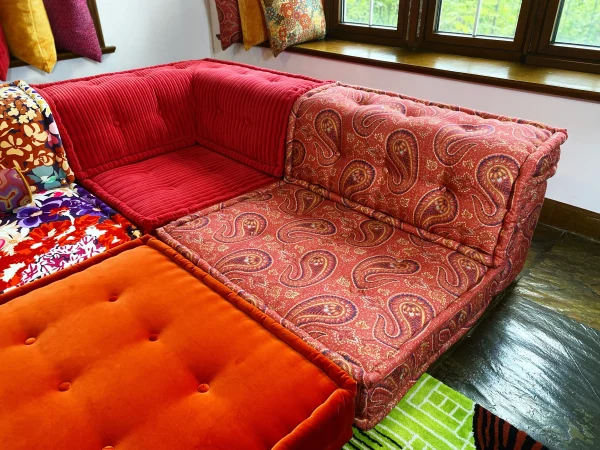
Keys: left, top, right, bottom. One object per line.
{"left": 284, "top": 39, "right": 600, "bottom": 102}
{"left": 9, "top": 46, "right": 116, "bottom": 69}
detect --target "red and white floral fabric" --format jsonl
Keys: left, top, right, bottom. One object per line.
{"left": 159, "top": 82, "right": 567, "bottom": 428}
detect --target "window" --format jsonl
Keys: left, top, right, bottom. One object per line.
{"left": 324, "top": 0, "right": 600, "bottom": 73}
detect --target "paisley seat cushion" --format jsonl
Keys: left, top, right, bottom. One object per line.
{"left": 158, "top": 181, "right": 493, "bottom": 428}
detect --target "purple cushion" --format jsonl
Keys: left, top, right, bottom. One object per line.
{"left": 42, "top": 0, "right": 102, "bottom": 62}
{"left": 0, "top": 168, "right": 32, "bottom": 213}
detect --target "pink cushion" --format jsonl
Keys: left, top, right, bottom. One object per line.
{"left": 158, "top": 181, "right": 492, "bottom": 428}
{"left": 82, "top": 145, "right": 276, "bottom": 233}
{"left": 215, "top": 0, "right": 243, "bottom": 50}
{"left": 43, "top": 0, "right": 102, "bottom": 62}
{"left": 285, "top": 84, "right": 568, "bottom": 266}
{"left": 0, "top": 23, "right": 9, "bottom": 80}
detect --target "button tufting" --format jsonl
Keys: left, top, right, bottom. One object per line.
{"left": 108, "top": 295, "right": 118, "bottom": 302}
{"left": 149, "top": 334, "right": 159, "bottom": 342}
{"left": 25, "top": 337, "right": 36, "bottom": 345}
{"left": 58, "top": 382, "right": 71, "bottom": 392}
{"left": 197, "top": 384, "right": 209, "bottom": 393}
{"left": 113, "top": 120, "right": 120, "bottom": 127}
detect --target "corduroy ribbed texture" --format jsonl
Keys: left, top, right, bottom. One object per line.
{"left": 82, "top": 145, "right": 275, "bottom": 233}
{"left": 35, "top": 59, "right": 326, "bottom": 179}
{"left": 35, "top": 61, "right": 201, "bottom": 179}
{"left": 193, "top": 60, "right": 323, "bottom": 177}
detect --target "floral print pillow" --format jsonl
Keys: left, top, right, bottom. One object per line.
{"left": 0, "top": 80, "right": 74, "bottom": 192}
{"left": 261, "top": 0, "right": 326, "bottom": 56}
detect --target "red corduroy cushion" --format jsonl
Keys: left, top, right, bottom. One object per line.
{"left": 81, "top": 145, "right": 276, "bottom": 233}
{"left": 35, "top": 59, "right": 327, "bottom": 179}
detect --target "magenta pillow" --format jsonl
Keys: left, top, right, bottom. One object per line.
{"left": 42, "top": 0, "right": 102, "bottom": 62}
{"left": 0, "top": 23, "right": 9, "bottom": 80}
{"left": 215, "top": 0, "right": 243, "bottom": 50}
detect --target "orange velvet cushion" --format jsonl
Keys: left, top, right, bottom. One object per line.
{"left": 0, "top": 237, "right": 356, "bottom": 449}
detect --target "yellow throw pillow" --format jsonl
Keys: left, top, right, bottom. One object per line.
{"left": 0, "top": 0, "right": 57, "bottom": 73}
{"left": 238, "top": 0, "right": 268, "bottom": 50}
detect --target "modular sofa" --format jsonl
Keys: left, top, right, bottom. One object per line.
{"left": 33, "top": 60, "right": 328, "bottom": 234}
{"left": 0, "top": 236, "right": 356, "bottom": 449}
{"left": 159, "top": 81, "right": 568, "bottom": 428}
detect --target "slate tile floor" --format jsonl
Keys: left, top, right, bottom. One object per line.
{"left": 430, "top": 224, "right": 600, "bottom": 450}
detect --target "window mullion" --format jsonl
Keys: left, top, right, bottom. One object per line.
{"left": 369, "top": 0, "right": 375, "bottom": 26}
{"left": 473, "top": 0, "right": 484, "bottom": 37}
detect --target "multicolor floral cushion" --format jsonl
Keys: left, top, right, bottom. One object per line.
{"left": 215, "top": 0, "right": 243, "bottom": 50}
{"left": 0, "top": 81, "right": 74, "bottom": 192}
{"left": 261, "top": 0, "right": 326, "bottom": 56}
{"left": 0, "top": 183, "right": 140, "bottom": 293}
{"left": 0, "top": 167, "right": 32, "bottom": 213}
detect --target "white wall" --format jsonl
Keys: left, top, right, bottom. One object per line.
{"left": 208, "top": 2, "right": 600, "bottom": 214}
{"left": 7, "top": 0, "right": 213, "bottom": 83}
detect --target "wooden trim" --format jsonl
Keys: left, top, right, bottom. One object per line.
{"left": 9, "top": 47, "right": 116, "bottom": 69}
{"left": 540, "top": 198, "right": 600, "bottom": 241}
{"left": 284, "top": 39, "right": 600, "bottom": 102}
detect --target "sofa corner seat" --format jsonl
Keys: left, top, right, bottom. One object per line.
{"left": 158, "top": 82, "right": 567, "bottom": 428}
{"left": 34, "top": 59, "right": 328, "bottom": 233}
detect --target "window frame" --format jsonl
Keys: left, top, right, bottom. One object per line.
{"left": 323, "top": 0, "right": 600, "bottom": 73}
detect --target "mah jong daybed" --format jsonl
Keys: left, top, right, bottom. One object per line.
{"left": 2, "top": 60, "right": 567, "bottom": 431}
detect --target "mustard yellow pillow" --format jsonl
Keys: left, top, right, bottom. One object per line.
{"left": 0, "top": 0, "right": 57, "bottom": 73}
{"left": 238, "top": 0, "right": 268, "bottom": 50}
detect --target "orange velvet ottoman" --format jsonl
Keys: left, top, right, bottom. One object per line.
{"left": 0, "top": 237, "right": 356, "bottom": 450}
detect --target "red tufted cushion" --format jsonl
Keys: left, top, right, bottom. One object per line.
{"left": 285, "top": 83, "right": 568, "bottom": 266}
{"left": 82, "top": 145, "right": 276, "bottom": 233}
{"left": 35, "top": 59, "right": 327, "bottom": 179}
{"left": 0, "top": 237, "right": 356, "bottom": 449}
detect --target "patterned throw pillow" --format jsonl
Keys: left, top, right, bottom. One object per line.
{"left": 215, "top": 0, "right": 244, "bottom": 50}
{"left": 261, "top": 0, "right": 326, "bottom": 56}
{"left": 43, "top": 0, "right": 103, "bottom": 62}
{"left": 0, "top": 0, "right": 57, "bottom": 73}
{"left": 0, "top": 167, "right": 32, "bottom": 213}
{"left": 0, "top": 81, "right": 74, "bottom": 192}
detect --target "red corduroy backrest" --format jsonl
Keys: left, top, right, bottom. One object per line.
{"left": 35, "top": 59, "right": 326, "bottom": 180}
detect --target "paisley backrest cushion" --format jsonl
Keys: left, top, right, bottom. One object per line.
{"left": 285, "top": 83, "right": 568, "bottom": 266}
{"left": 0, "top": 167, "right": 32, "bottom": 212}
{"left": 0, "top": 81, "right": 74, "bottom": 192}
{"left": 215, "top": 0, "right": 244, "bottom": 51}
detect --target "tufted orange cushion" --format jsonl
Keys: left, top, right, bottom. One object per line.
{"left": 0, "top": 237, "right": 356, "bottom": 449}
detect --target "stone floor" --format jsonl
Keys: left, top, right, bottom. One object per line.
{"left": 430, "top": 224, "right": 600, "bottom": 450}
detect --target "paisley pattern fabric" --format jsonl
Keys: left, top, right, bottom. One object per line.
{"left": 159, "top": 82, "right": 566, "bottom": 429}
{"left": 158, "top": 181, "right": 489, "bottom": 415}
{"left": 285, "top": 83, "right": 568, "bottom": 264}
{"left": 215, "top": 0, "right": 244, "bottom": 51}
{"left": 0, "top": 81, "right": 74, "bottom": 192}
{"left": 0, "top": 183, "right": 140, "bottom": 293}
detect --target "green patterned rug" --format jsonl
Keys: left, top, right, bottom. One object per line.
{"left": 345, "top": 374, "right": 547, "bottom": 450}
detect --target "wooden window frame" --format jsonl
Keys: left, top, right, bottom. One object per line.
{"left": 323, "top": 0, "right": 600, "bottom": 73}
{"left": 9, "top": 0, "right": 115, "bottom": 69}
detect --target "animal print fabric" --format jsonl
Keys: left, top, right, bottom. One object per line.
{"left": 285, "top": 83, "right": 568, "bottom": 266}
